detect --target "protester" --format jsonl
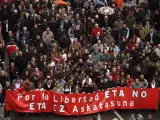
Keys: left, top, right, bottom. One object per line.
{"left": 129, "top": 110, "right": 144, "bottom": 120}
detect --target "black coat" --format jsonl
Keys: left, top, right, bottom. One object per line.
{"left": 31, "top": 28, "right": 42, "bottom": 40}
{"left": 56, "top": 29, "right": 68, "bottom": 41}
{"left": 146, "top": 32, "right": 160, "bottom": 45}
{"left": 44, "top": 83, "right": 54, "bottom": 90}
{"left": 132, "top": 66, "right": 144, "bottom": 79}
{"left": 130, "top": 28, "right": 140, "bottom": 38}
{"left": 9, "top": 67, "right": 18, "bottom": 83}
{"left": 97, "top": 81, "right": 106, "bottom": 90}
{"left": 146, "top": 65, "right": 157, "bottom": 83}
{"left": 148, "top": 83, "right": 159, "bottom": 88}
{"left": 105, "top": 81, "right": 116, "bottom": 89}
{"left": 82, "top": 86, "right": 95, "bottom": 93}
{"left": 130, "top": 50, "right": 139, "bottom": 63}
{"left": 148, "top": 0, "right": 159, "bottom": 10}
{"left": 153, "top": 13, "right": 160, "bottom": 31}
{"left": 37, "top": 60, "right": 46, "bottom": 72}
{"left": 0, "top": 76, "right": 10, "bottom": 89}
{"left": 14, "top": 56, "right": 26, "bottom": 75}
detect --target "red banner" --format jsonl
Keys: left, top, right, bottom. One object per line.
{"left": 5, "top": 88, "right": 159, "bottom": 115}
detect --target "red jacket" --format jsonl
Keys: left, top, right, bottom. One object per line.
{"left": 111, "top": 73, "right": 117, "bottom": 81}
{"left": 127, "top": 78, "right": 134, "bottom": 87}
{"left": 91, "top": 27, "right": 104, "bottom": 36}
{"left": 6, "top": 45, "right": 17, "bottom": 56}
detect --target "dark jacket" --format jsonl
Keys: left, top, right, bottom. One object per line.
{"left": 146, "top": 32, "right": 160, "bottom": 45}
{"left": 105, "top": 80, "right": 116, "bottom": 89}
{"left": 148, "top": 82, "right": 159, "bottom": 88}
{"left": 43, "top": 83, "right": 54, "bottom": 90}
{"left": 14, "top": 55, "right": 26, "bottom": 74}
{"left": 130, "top": 28, "right": 140, "bottom": 38}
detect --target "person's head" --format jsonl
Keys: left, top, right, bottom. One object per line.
{"left": 94, "top": 48, "right": 98, "bottom": 54}
{"left": 47, "top": 79, "right": 52, "bottom": 84}
{"left": 95, "top": 23, "right": 99, "bottom": 28}
{"left": 76, "top": 13, "right": 79, "bottom": 18}
{"left": 97, "top": 40, "right": 101, "bottom": 45}
{"left": 86, "top": 75, "right": 89, "bottom": 80}
{"left": 135, "top": 9, "right": 139, "bottom": 13}
{"left": 139, "top": 23, "right": 143, "bottom": 27}
{"left": 15, "top": 47, "right": 19, "bottom": 52}
{"left": 95, "top": 15, "right": 99, "bottom": 19}
{"left": 64, "top": 84, "right": 69, "bottom": 88}
{"left": 16, "top": 77, "right": 21, "bottom": 83}
{"left": 35, "top": 68, "right": 39, "bottom": 73}
{"left": 8, "top": 31, "right": 13, "bottom": 36}
{"left": 103, "top": 49, "right": 108, "bottom": 55}
{"left": 156, "top": 10, "right": 159, "bottom": 14}
{"left": 112, "top": 67, "right": 116, "bottom": 73}
{"left": 150, "top": 28, "right": 153, "bottom": 33}
{"left": 74, "top": 38, "right": 78, "bottom": 43}
{"left": 75, "top": 25, "right": 80, "bottom": 30}
{"left": 79, "top": 58, "right": 83, "bottom": 63}
{"left": 84, "top": 49, "right": 89, "bottom": 54}
{"left": 5, "top": 20, "right": 8, "bottom": 24}
{"left": 38, "top": 82, "right": 42, "bottom": 88}
{"left": 91, "top": 19, "right": 94, "bottom": 23}
{"left": 111, "top": 42, "right": 115, "bottom": 46}
{"left": 29, "top": 4, "right": 33, "bottom": 9}
{"left": 14, "top": 9, "right": 18, "bottom": 14}
{"left": 152, "top": 79, "right": 156, "bottom": 83}
{"left": 126, "top": 74, "right": 131, "bottom": 79}
{"left": 100, "top": 79, "right": 104, "bottom": 83}
{"left": 158, "top": 44, "right": 160, "bottom": 49}
{"left": 77, "top": 20, "right": 81, "bottom": 24}
{"left": 31, "top": 56, "right": 36, "bottom": 61}
{"left": 40, "top": 42, "right": 44, "bottom": 47}
{"left": 132, "top": 46, "right": 135, "bottom": 51}
{"left": 46, "top": 27, "right": 50, "bottom": 33}
{"left": 122, "top": 24, "right": 126, "bottom": 28}
{"left": 18, "top": 51, "right": 22, "bottom": 56}
{"left": 108, "top": 76, "right": 112, "bottom": 81}
{"left": 34, "top": 24, "right": 38, "bottom": 28}
{"left": 82, "top": 8, "right": 85, "bottom": 12}
{"left": 146, "top": 20, "right": 150, "bottom": 25}
{"left": 125, "top": 63, "right": 129, "bottom": 68}
{"left": 104, "top": 15, "right": 108, "bottom": 20}
{"left": 43, "top": 55, "right": 47, "bottom": 60}
{"left": 134, "top": 109, "right": 140, "bottom": 116}
{"left": 147, "top": 114, "right": 152, "bottom": 120}
{"left": 11, "top": 62, "right": 14, "bottom": 67}
{"left": 135, "top": 79, "right": 139, "bottom": 84}
{"left": 27, "top": 64, "right": 31, "bottom": 69}
{"left": 56, "top": 83, "right": 60, "bottom": 88}
{"left": 12, "top": 3, "right": 15, "bottom": 8}
{"left": 23, "top": 27, "right": 27, "bottom": 32}
{"left": 75, "top": 85, "right": 79, "bottom": 89}
{"left": 140, "top": 74, "right": 144, "bottom": 79}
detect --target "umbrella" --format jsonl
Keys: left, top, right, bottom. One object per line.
{"left": 55, "top": 0, "right": 67, "bottom": 5}
{"left": 98, "top": 6, "right": 115, "bottom": 15}
{"left": 96, "top": 0, "right": 105, "bottom": 6}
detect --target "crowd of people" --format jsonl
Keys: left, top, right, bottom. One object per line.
{"left": 0, "top": 0, "right": 160, "bottom": 118}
